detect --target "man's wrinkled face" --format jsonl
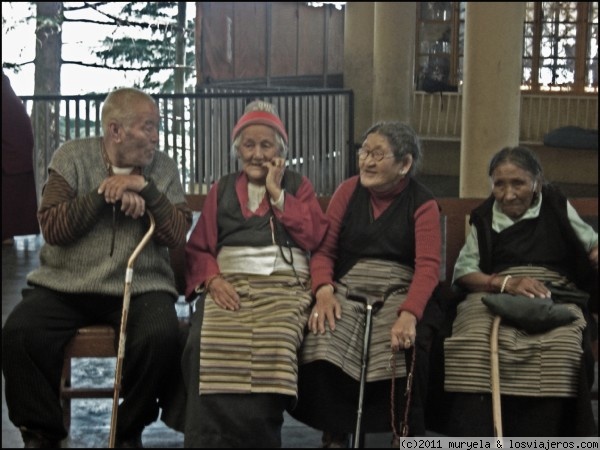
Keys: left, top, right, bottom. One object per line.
{"left": 115, "top": 100, "right": 159, "bottom": 168}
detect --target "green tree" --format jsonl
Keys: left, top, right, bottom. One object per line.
{"left": 91, "top": 2, "right": 195, "bottom": 92}
{"left": 2, "top": 2, "right": 195, "bottom": 93}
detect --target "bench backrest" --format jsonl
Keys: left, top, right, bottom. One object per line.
{"left": 171, "top": 194, "right": 598, "bottom": 297}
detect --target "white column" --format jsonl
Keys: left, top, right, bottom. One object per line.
{"left": 372, "top": 2, "right": 416, "bottom": 125}
{"left": 344, "top": 2, "right": 375, "bottom": 144}
{"left": 459, "top": 2, "right": 526, "bottom": 198}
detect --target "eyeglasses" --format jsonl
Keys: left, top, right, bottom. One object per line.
{"left": 357, "top": 148, "right": 395, "bottom": 162}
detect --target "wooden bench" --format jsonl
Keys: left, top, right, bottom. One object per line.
{"left": 179, "top": 194, "right": 598, "bottom": 346}
{"left": 178, "top": 194, "right": 598, "bottom": 308}
{"left": 60, "top": 325, "right": 118, "bottom": 430}
{"left": 59, "top": 194, "right": 597, "bottom": 430}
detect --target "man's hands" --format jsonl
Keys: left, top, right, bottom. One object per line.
{"left": 98, "top": 174, "right": 147, "bottom": 219}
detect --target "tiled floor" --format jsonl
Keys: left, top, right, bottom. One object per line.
{"left": 3, "top": 232, "right": 597, "bottom": 448}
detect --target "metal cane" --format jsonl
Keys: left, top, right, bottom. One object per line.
{"left": 346, "top": 288, "right": 387, "bottom": 449}
{"left": 108, "top": 211, "right": 155, "bottom": 448}
{"left": 490, "top": 315, "right": 503, "bottom": 440}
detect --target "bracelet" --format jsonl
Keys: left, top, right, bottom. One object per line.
{"left": 500, "top": 275, "right": 512, "bottom": 294}
{"left": 487, "top": 273, "right": 498, "bottom": 292}
{"left": 205, "top": 273, "right": 223, "bottom": 291}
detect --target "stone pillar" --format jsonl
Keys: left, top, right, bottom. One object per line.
{"left": 459, "top": 2, "right": 525, "bottom": 198}
{"left": 372, "top": 2, "right": 416, "bottom": 125}
{"left": 344, "top": 2, "right": 374, "bottom": 144}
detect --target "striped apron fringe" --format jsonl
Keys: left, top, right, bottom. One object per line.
{"left": 444, "top": 266, "right": 586, "bottom": 397}
{"left": 299, "top": 258, "right": 414, "bottom": 383}
{"left": 199, "top": 271, "right": 312, "bottom": 397}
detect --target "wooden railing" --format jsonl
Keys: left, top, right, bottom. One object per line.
{"left": 412, "top": 91, "right": 598, "bottom": 144}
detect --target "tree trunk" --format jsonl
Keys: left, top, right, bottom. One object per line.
{"left": 195, "top": 2, "right": 204, "bottom": 87}
{"left": 32, "top": 2, "right": 63, "bottom": 200}
{"left": 173, "top": 2, "right": 187, "bottom": 188}
{"left": 175, "top": 2, "right": 187, "bottom": 94}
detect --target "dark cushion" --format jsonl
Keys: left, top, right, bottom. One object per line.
{"left": 482, "top": 293, "right": 578, "bottom": 334}
{"left": 543, "top": 126, "right": 598, "bottom": 150}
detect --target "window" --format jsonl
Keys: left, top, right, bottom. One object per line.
{"left": 523, "top": 2, "right": 597, "bottom": 93}
{"left": 415, "top": 2, "right": 598, "bottom": 94}
{"left": 415, "top": 2, "right": 464, "bottom": 91}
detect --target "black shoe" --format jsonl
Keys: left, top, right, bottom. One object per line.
{"left": 115, "top": 434, "right": 144, "bottom": 448}
{"left": 21, "top": 429, "right": 60, "bottom": 448}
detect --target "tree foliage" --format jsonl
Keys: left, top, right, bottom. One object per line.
{"left": 2, "top": 2, "right": 37, "bottom": 72}
{"left": 2, "top": 2, "right": 195, "bottom": 93}
{"left": 89, "top": 2, "right": 195, "bottom": 92}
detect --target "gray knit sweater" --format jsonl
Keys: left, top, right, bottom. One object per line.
{"left": 27, "top": 137, "right": 186, "bottom": 298}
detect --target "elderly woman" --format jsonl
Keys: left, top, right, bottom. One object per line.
{"left": 289, "top": 122, "right": 442, "bottom": 446}
{"left": 444, "top": 146, "right": 598, "bottom": 436}
{"left": 182, "top": 100, "right": 329, "bottom": 448}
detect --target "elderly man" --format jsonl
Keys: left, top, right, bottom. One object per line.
{"left": 2, "top": 87, "right": 192, "bottom": 448}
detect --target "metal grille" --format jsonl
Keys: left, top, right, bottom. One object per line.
{"left": 21, "top": 88, "right": 354, "bottom": 198}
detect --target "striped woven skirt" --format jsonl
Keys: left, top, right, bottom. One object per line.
{"left": 299, "top": 258, "right": 414, "bottom": 381}
{"left": 198, "top": 271, "right": 312, "bottom": 397}
{"left": 289, "top": 259, "right": 428, "bottom": 434}
{"left": 444, "top": 266, "right": 586, "bottom": 397}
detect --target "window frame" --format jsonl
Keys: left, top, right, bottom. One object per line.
{"left": 414, "top": 2, "right": 598, "bottom": 95}
{"left": 522, "top": 2, "right": 597, "bottom": 94}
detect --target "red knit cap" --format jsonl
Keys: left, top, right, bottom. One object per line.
{"left": 231, "top": 110, "right": 288, "bottom": 143}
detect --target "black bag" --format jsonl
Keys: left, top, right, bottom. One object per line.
{"left": 481, "top": 293, "right": 578, "bottom": 334}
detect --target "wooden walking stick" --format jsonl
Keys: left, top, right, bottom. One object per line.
{"left": 490, "top": 315, "right": 503, "bottom": 440}
{"left": 108, "top": 211, "right": 155, "bottom": 448}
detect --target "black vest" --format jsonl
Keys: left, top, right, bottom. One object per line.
{"left": 470, "top": 184, "right": 597, "bottom": 304}
{"left": 216, "top": 171, "right": 302, "bottom": 251}
{"left": 334, "top": 178, "right": 436, "bottom": 280}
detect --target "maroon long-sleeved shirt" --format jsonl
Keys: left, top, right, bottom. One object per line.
{"left": 310, "top": 176, "right": 441, "bottom": 320}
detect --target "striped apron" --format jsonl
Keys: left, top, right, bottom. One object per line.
{"left": 444, "top": 266, "right": 586, "bottom": 397}
{"left": 199, "top": 271, "right": 312, "bottom": 397}
{"left": 300, "top": 258, "right": 414, "bottom": 382}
